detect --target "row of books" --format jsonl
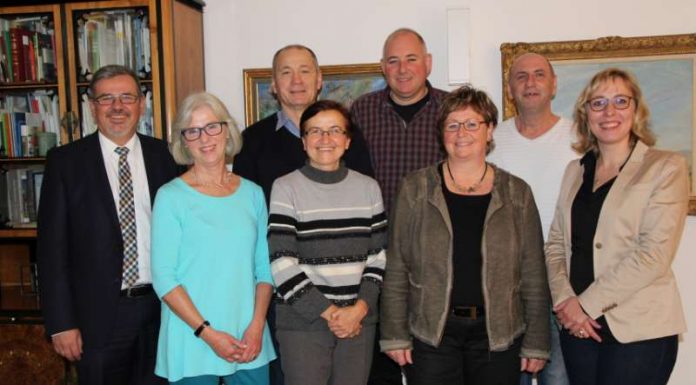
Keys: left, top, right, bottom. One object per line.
{"left": 0, "top": 91, "right": 60, "bottom": 157}
{"left": 80, "top": 87, "right": 153, "bottom": 137}
{"left": 0, "top": 16, "right": 57, "bottom": 84}
{"left": 0, "top": 166, "right": 43, "bottom": 228}
{"left": 76, "top": 9, "right": 151, "bottom": 81}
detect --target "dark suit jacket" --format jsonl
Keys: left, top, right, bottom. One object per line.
{"left": 234, "top": 112, "right": 374, "bottom": 204}
{"left": 37, "top": 133, "right": 179, "bottom": 348}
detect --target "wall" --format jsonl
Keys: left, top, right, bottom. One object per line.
{"left": 203, "top": 1, "right": 696, "bottom": 383}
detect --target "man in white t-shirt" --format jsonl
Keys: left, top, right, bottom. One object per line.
{"left": 488, "top": 53, "right": 577, "bottom": 385}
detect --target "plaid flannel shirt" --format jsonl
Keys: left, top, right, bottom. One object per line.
{"left": 351, "top": 85, "right": 446, "bottom": 212}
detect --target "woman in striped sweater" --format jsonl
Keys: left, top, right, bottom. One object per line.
{"left": 267, "top": 100, "right": 387, "bottom": 385}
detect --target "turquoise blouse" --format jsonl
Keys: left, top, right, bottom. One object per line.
{"left": 151, "top": 177, "right": 276, "bottom": 381}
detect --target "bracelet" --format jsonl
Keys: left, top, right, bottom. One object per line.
{"left": 194, "top": 320, "right": 210, "bottom": 337}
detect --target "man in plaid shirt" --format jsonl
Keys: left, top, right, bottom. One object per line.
{"left": 351, "top": 28, "right": 446, "bottom": 215}
{"left": 351, "top": 28, "right": 447, "bottom": 385}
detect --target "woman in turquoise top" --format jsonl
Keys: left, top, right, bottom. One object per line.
{"left": 151, "top": 92, "right": 275, "bottom": 384}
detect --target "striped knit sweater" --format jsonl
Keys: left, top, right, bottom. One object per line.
{"left": 268, "top": 164, "right": 387, "bottom": 331}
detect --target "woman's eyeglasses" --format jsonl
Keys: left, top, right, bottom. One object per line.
{"left": 444, "top": 119, "right": 487, "bottom": 133}
{"left": 587, "top": 95, "right": 633, "bottom": 112}
{"left": 181, "top": 121, "right": 226, "bottom": 141}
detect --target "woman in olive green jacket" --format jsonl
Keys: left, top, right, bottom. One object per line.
{"left": 380, "top": 85, "right": 550, "bottom": 385}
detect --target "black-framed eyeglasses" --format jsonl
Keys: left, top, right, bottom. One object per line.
{"left": 444, "top": 119, "right": 488, "bottom": 133}
{"left": 587, "top": 95, "right": 633, "bottom": 112}
{"left": 303, "top": 126, "right": 346, "bottom": 138}
{"left": 181, "top": 121, "right": 227, "bottom": 141}
{"left": 91, "top": 93, "right": 140, "bottom": 106}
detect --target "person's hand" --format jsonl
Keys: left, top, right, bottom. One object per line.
{"left": 52, "top": 329, "right": 82, "bottom": 361}
{"left": 320, "top": 304, "right": 339, "bottom": 321}
{"left": 521, "top": 357, "right": 546, "bottom": 373}
{"left": 238, "top": 320, "right": 264, "bottom": 363}
{"left": 554, "top": 297, "right": 602, "bottom": 342}
{"left": 385, "top": 349, "right": 413, "bottom": 366}
{"left": 200, "top": 327, "right": 245, "bottom": 362}
{"left": 328, "top": 300, "right": 368, "bottom": 338}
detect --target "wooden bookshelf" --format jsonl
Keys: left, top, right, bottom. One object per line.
{"left": 0, "top": 1, "right": 205, "bottom": 382}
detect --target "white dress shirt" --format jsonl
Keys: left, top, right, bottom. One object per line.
{"left": 99, "top": 132, "right": 153, "bottom": 288}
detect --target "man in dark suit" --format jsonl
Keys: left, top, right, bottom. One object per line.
{"left": 37, "top": 65, "right": 178, "bottom": 385}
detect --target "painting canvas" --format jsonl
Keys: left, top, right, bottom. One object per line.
{"left": 243, "top": 63, "right": 385, "bottom": 126}
{"left": 551, "top": 56, "right": 693, "bottom": 172}
{"left": 501, "top": 34, "right": 696, "bottom": 214}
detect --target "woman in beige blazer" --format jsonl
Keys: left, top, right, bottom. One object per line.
{"left": 545, "top": 68, "right": 688, "bottom": 385}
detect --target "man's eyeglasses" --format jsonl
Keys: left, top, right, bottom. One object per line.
{"left": 303, "top": 127, "right": 346, "bottom": 138}
{"left": 181, "top": 121, "right": 227, "bottom": 141}
{"left": 444, "top": 119, "right": 488, "bottom": 133}
{"left": 91, "top": 93, "right": 140, "bottom": 106}
{"left": 587, "top": 95, "right": 633, "bottom": 112}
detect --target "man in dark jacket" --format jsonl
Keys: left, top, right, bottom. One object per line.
{"left": 38, "top": 65, "right": 178, "bottom": 385}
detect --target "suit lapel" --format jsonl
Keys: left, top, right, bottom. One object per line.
{"left": 562, "top": 161, "right": 583, "bottom": 269}
{"left": 85, "top": 133, "right": 120, "bottom": 232}
{"left": 138, "top": 134, "right": 159, "bottom": 205}
{"left": 596, "top": 141, "right": 648, "bottom": 229}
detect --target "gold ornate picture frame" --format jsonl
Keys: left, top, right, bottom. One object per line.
{"left": 242, "top": 63, "right": 384, "bottom": 127}
{"left": 501, "top": 33, "right": 696, "bottom": 214}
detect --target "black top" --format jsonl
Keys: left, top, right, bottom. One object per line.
{"left": 389, "top": 92, "right": 431, "bottom": 123}
{"left": 439, "top": 164, "right": 490, "bottom": 307}
{"left": 570, "top": 151, "right": 619, "bottom": 343}
{"left": 234, "top": 113, "right": 374, "bottom": 205}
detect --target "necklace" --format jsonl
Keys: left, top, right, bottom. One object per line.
{"left": 446, "top": 161, "right": 488, "bottom": 193}
{"left": 593, "top": 145, "right": 634, "bottom": 189}
{"left": 193, "top": 167, "right": 231, "bottom": 188}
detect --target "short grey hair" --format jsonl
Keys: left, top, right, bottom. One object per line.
{"left": 382, "top": 28, "right": 428, "bottom": 59}
{"left": 271, "top": 44, "right": 319, "bottom": 76}
{"left": 88, "top": 65, "right": 143, "bottom": 97}
{"left": 170, "top": 92, "right": 242, "bottom": 165}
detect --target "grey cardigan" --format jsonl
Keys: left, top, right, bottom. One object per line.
{"left": 380, "top": 163, "right": 550, "bottom": 359}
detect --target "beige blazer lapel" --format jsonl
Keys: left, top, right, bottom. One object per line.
{"left": 594, "top": 141, "right": 649, "bottom": 241}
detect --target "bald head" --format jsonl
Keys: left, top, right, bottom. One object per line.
{"left": 380, "top": 28, "right": 432, "bottom": 105}
{"left": 382, "top": 28, "right": 428, "bottom": 60}
{"left": 509, "top": 53, "right": 555, "bottom": 84}
{"left": 507, "top": 52, "right": 557, "bottom": 114}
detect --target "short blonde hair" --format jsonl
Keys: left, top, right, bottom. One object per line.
{"left": 170, "top": 92, "right": 242, "bottom": 165}
{"left": 573, "top": 68, "right": 655, "bottom": 154}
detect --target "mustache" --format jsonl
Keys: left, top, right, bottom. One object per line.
{"left": 106, "top": 109, "right": 131, "bottom": 118}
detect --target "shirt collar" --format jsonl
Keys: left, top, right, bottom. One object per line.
{"left": 275, "top": 110, "right": 302, "bottom": 138}
{"left": 98, "top": 131, "right": 139, "bottom": 155}
{"left": 382, "top": 80, "right": 434, "bottom": 106}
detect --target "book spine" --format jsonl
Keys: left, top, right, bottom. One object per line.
{"left": 4, "top": 31, "right": 13, "bottom": 82}
{"left": 9, "top": 28, "right": 24, "bottom": 82}
{"left": 27, "top": 37, "right": 37, "bottom": 82}
{"left": 21, "top": 29, "right": 32, "bottom": 82}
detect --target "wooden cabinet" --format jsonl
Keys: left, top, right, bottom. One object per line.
{"left": 2, "top": 0, "right": 205, "bottom": 143}
{"left": 0, "top": 1, "right": 205, "bottom": 383}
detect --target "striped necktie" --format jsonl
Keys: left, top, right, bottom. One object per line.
{"left": 115, "top": 146, "right": 139, "bottom": 287}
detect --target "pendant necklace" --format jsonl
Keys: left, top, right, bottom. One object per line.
{"left": 194, "top": 167, "right": 230, "bottom": 188}
{"left": 446, "top": 161, "right": 488, "bottom": 193}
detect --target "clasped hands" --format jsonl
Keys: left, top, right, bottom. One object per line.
{"left": 554, "top": 296, "right": 602, "bottom": 342}
{"left": 321, "top": 300, "right": 368, "bottom": 339}
{"left": 201, "top": 321, "right": 264, "bottom": 363}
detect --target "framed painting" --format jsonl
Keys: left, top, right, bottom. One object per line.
{"left": 500, "top": 33, "right": 696, "bottom": 214}
{"left": 243, "top": 63, "right": 385, "bottom": 127}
